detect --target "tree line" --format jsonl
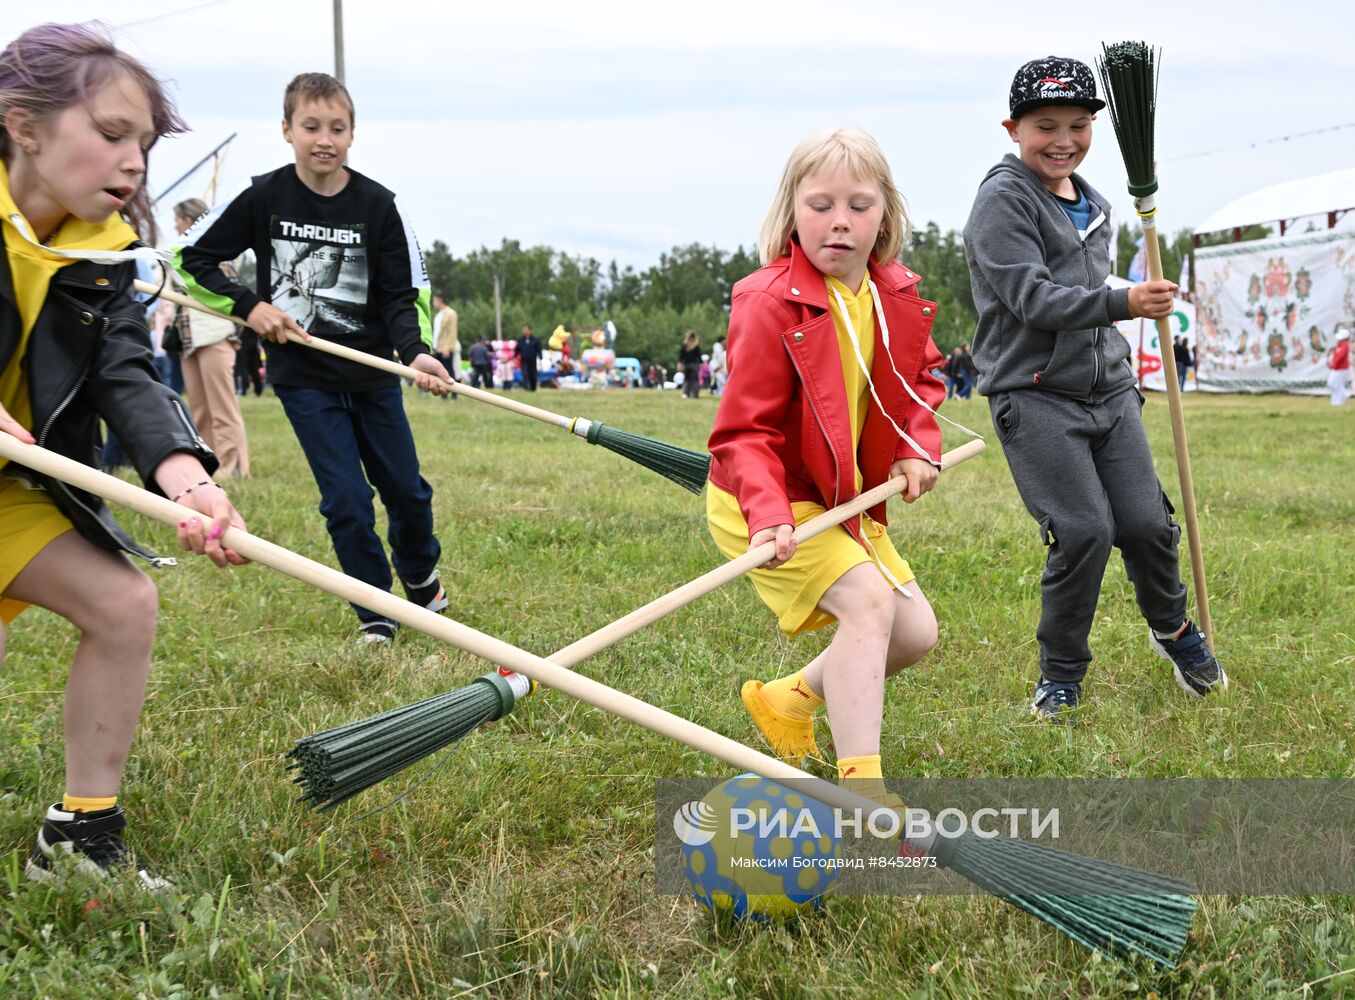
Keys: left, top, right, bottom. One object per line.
{"left": 422, "top": 223, "right": 1207, "bottom": 371}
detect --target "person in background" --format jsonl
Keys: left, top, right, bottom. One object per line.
{"left": 1173, "top": 335, "right": 1191, "bottom": 392}
{"left": 228, "top": 259, "right": 264, "bottom": 396}
{"left": 1329, "top": 327, "right": 1350, "bottom": 406}
{"left": 515, "top": 323, "right": 542, "bottom": 391}
{"left": 678, "top": 329, "right": 702, "bottom": 400}
{"left": 468, "top": 336, "right": 492, "bottom": 389}
{"left": 432, "top": 291, "right": 460, "bottom": 400}
{"left": 710, "top": 335, "right": 727, "bottom": 396}
{"left": 943, "top": 346, "right": 960, "bottom": 399}
{"left": 957, "top": 343, "right": 978, "bottom": 399}
{"left": 172, "top": 199, "right": 250, "bottom": 478}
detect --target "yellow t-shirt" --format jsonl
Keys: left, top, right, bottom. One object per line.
{"left": 825, "top": 273, "right": 876, "bottom": 490}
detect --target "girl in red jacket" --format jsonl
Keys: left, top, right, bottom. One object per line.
{"left": 707, "top": 127, "right": 951, "bottom": 805}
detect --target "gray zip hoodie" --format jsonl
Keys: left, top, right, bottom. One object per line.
{"left": 963, "top": 153, "right": 1135, "bottom": 400}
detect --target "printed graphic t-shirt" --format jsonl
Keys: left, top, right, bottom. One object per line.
{"left": 173, "top": 165, "right": 432, "bottom": 391}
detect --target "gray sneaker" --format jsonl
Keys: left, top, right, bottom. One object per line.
{"left": 1149, "top": 620, "right": 1228, "bottom": 698}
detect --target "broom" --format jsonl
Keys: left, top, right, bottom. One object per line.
{"left": 1094, "top": 43, "right": 1213, "bottom": 646}
{"left": 135, "top": 281, "right": 711, "bottom": 494}
{"left": 0, "top": 434, "right": 1194, "bottom": 968}
{"left": 291, "top": 440, "right": 986, "bottom": 809}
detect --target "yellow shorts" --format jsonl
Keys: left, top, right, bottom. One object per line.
{"left": 706, "top": 483, "right": 913, "bottom": 636}
{"left": 0, "top": 473, "right": 74, "bottom": 624}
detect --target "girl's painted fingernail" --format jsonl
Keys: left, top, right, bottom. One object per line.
{"left": 179, "top": 521, "right": 187, "bottom": 529}
{"left": 209, "top": 524, "right": 223, "bottom": 539}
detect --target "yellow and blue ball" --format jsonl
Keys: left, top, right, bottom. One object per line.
{"left": 678, "top": 773, "right": 841, "bottom": 922}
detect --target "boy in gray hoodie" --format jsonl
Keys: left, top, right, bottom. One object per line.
{"left": 963, "top": 55, "right": 1227, "bottom": 721}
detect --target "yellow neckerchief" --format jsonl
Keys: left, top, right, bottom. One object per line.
{"left": 825, "top": 272, "right": 876, "bottom": 491}
{"left": 0, "top": 158, "right": 139, "bottom": 430}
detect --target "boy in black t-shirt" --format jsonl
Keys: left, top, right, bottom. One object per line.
{"left": 176, "top": 73, "right": 451, "bottom": 645}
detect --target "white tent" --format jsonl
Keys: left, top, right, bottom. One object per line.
{"left": 1187, "top": 169, "right": 1354, "bottom": 395}
{"left": 1193, "top": 168, "right": 1355, "bottom": 236}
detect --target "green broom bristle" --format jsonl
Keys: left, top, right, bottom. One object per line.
{"left": 288, "top": 672, "right": 518, "bottom": 810}
{"left": 586, "top": 422, "right": 710, "bottom": 494}
{"left": 1096, "top": 42, "right": 1162, "bottom": 198}
{"left": 944, "top": 832, "right": 1196, "bottom": 968}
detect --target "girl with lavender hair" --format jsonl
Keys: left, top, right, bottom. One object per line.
{"left": 0, "top": 22, "right": 248, "bottom": 889}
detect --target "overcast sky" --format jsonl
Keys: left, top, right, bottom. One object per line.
{"left": 9, "top": 2, "right": 1355, "bottom": 272}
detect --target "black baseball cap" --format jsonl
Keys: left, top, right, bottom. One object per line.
{"left": 1008, "top": 55, "right": 1106, "bottom": 119}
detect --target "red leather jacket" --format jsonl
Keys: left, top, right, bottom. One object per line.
{"left": 708, "top": 244, "right": 945, "bottom": 542}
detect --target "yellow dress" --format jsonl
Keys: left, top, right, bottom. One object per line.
{"left": 706, "top": 273, "right": 913, "bottom": 635}
{"left": 0, "top": 161, "right": 140, "bottom": 623}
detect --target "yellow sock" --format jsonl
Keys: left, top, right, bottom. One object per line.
{"left": 837, "top": 754, "right": 886, "bottom": 801}
{"left": 62, "top": 793, "right": 117, "bottom": 814}
{"left": 759, "top": 669, "right": 824, "bottom": 722}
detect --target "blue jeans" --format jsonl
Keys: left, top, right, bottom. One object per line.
{"left": 154, "top": 353, "right": 184, "bottom": 394}
{"left": 274, "top": 383, "right": 441, "bottom": 626}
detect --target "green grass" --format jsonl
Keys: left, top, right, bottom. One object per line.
{"left": 2, "top": 388, "right": 1353, "bottom": 999}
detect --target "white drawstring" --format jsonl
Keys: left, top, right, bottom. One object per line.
{"left": 858, "top": 523, "right": 909, "bottom": 596}
{"left": 827, "top": 277, "right": 984, "bottom": 594}
{"left": 6, "top": 213, "right": 170, "bottom": 265}
{"left": 834, "top": 278, "right": 934, "bottom": 464}
{"left": 867, "top": 276, "right": 986, "bottom": 444}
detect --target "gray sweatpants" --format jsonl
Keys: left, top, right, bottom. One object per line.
{"left": 989, "top": 388, "right": 1188, "bottom": 684}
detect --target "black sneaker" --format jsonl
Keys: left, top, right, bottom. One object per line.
{"left": 1031, "top": 678, "right": 1081, "bottom": 723}
{"left": 26, "top": 804, "right": 172, "bottom": 891}
{"left": 403, "top": 573, "right": 448, "bottom": 613}
{"left": 1150, "top": 620, "right": 1228, "bottom": 698}
{"left": 358, "top": 620, "right": 398, "bottom": 645}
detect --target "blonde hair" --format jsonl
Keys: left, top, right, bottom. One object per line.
{"left": 173, "top": 197, "right": 208, "bottom": 226}
{"left": 756, "top": 127, "right": 910, "bottom": 267}
{"left": 682, "top": 329, "right": 699, "bottom": 349}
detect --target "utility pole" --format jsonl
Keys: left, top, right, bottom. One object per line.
{"left": 333, "top": 0, "right": 345, "bottom": 82}
{"left": 493, "top": 275, "right": 503, "bottom": 341}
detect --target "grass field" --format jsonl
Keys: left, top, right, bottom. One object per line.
{"left": 2, "top": 386, "right": 1353, "bottom": 999}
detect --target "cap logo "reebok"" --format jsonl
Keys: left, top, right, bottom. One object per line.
{"left": 1008, "top": 56, "right": 1106, "bottom": 118}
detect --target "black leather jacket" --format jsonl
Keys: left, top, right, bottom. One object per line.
{"left": 1, "top": 249, "right": 217, "bottom": 564}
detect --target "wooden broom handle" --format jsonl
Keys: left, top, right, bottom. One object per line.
{"left": 0, "top": 433, "right": 964, "bottom": 841}
{"left": 551, "top": 438, "right": 986, "bottom": 667}
{"left": 1141, "top": 232, "right": 1213, "bottom": 645}
{"left": 136, "top": 280, "right": 573, "bottom": 431}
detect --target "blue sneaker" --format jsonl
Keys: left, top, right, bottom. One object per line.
{"left": 1150, "top": 620, "right": 1228, "bottom": 699}
{"left": 1031, "top": 678, "right": 1081, "bottom": 723}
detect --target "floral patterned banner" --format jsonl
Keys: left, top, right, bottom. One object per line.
{"left": 1193, "top": 229, "right": 1355, "bottom": 394}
